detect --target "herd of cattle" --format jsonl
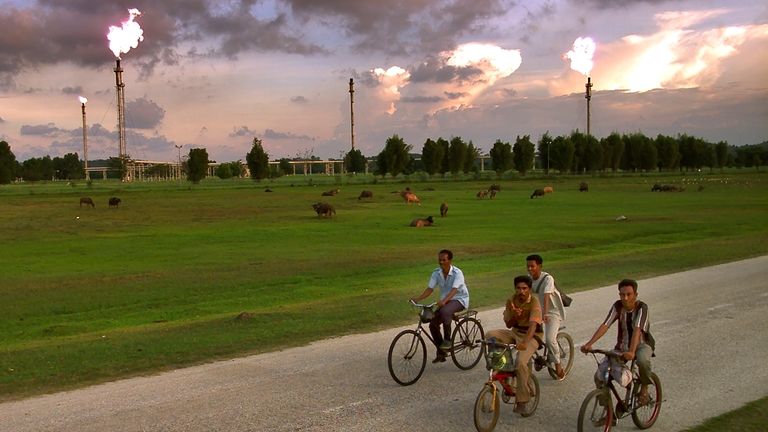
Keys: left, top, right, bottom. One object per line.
{"left": 79, "top": 197, "right": 121, "bottom": 208}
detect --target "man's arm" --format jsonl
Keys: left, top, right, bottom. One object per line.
{"left": 438, "top": 287, "right": 458, "bottom": 308}
{"left": 580, "top": 324, "right": 609, "bottom": 353}
{"left": 516, "top": 320, "right": 538, "bottom": 351}
{"left": 411, "top": 287, "right": 434, "bottom": 302}
{"left": 622, "top": 326, "right": 642, "bottom": 361}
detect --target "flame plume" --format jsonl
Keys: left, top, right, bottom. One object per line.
{"left": 107, "top": 8, "right": 144, "bottom": 58}
{"left": 565, "top": 37, "right": 596, "bottom": 76}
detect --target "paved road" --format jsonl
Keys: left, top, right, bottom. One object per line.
{"left": 3, "top": 256, "right": 768, "bottom": 432}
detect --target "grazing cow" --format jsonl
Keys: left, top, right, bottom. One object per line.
{"left": 321, "top": 188, "right": 340, "bottom": 197}
{"left": 652, "top": 183, "right": 683, "bottom": 192}
{"left": 312, "top": 202, "right": 336, "bottom": 217}
{"left": 398, "top": 187, "right": 412, "bottom": 198}
{"left": 403, "top": 192, "right": 421, "bottom": 205}
{"left": 410, "top": 216, "right": 434, "bottom": 227}
{"left": 489, "top": 189, "right": 497, "bottom": 199}
{"left": 79, "top": 197, "right": 95, "bottom": 208}
{"left": 579, "top": 182, "right": 589, "bottom": 192}
{"left": 440, "top": 202, "right": 448, "bottom": 217}
{"left": 476, "top": 190, "right": 488, "bottom": 199}
{"left": 543, "top": 186, "right": 554, "bottom": 194}
{"left": 358, "top": 190, "right": 373, "bottom": 200}
{"left": 108, "top": 197, "right": 121, "bottom": 208}
{"left": 489, "top": 184, "right": 501, "bottom": 192}
{"left": 264, "top": 188, "right": 273, "bottom": 192}
{"left": 530, "top": 189, "right": 545, "bottom": 199}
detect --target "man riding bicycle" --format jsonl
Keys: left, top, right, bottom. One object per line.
{"left": 581, "top": 279, "right": 656, "bottom": 406}
{"left": 410, "top": 249, "right": 469, "bottom": 364}
{"left": 485, "top": 275, "right": 543, "bottom": 414}
{"left": 526, "top": 254, "right": 566, "bottom": 379}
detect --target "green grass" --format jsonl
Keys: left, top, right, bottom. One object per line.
{"left": 682, "top": 396, "right": 768, "bottom": 431}
{"left": 1, "top": 171, "right": 767, "bottom": 400}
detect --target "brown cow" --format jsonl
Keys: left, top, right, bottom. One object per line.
{"left": 476, "top": 190, "right": 488, "bottom": 199}
{"left": 321, "top": 188, "right": 340, "bottom": 197}
{"left": 440, "top": 202, "right": 448, "bottom": 217}
{"left": 79, "top": 197, "right": 95, "bottom": 208}
{"left": 403, "top": 192, "right": 421, "bottom": 205}
{"left": 358, "top": 190, "right": 373, "bottom": 200}
{"left": 312, "top": 202, "right": 336, "bottom": 217}
{"left": 108, "top": 197, "right": 121, "bottom": 208}
{"left": 489, "top": 189, "right": 497, "bottom": 199}
{"left": 530, "top": 189, "right": 545, "bottom": 199}
{"left": 543, "top": 186, "right": 554, "bottom": 194}
{"left": 579, "top": 182, "right": 589, "bottom": 192}
{"left": 410, "top": 216, "right": 434, "bottom": 227}
{"left": 489, "top": 184, "right": 501, "bottom": 192}
{"left": 398, "top": 187, "right": 412, "bottom": 198}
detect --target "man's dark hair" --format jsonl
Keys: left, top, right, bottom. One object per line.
{"left": 513, "top": 275, "right": 533, "bottom": 288}
{"left": 618, "top": 278, "right": 638, "bottom": 293}
{"left": 439, "top": 249, "right": 453, "bottom": 260}
{"left": 526, "top": 254, "right": 543, "bottom": 265}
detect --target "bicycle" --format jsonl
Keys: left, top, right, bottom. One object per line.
{"left": 387, "top": 300, "right": 485, "bottom": 386}
{"left": 577, "top": 349, "right": 662, "bottom": 431}
{"left": 531, "top": 326, "right": 575, "bottom": 381}
{"left": 473, "top": 339, "right": 541, "bottom": 432}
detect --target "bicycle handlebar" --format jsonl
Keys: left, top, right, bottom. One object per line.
{"left": 583, "top": 348, "right": 623, "bottom": 359}
{"left": 409, "top": 299, "right": 437, "bottom": 308}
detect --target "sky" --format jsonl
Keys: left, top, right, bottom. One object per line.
{"left": 0, "top": 0, "right": 766, "bottom": 163}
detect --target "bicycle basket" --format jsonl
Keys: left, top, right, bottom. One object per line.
{"left": 485, "top": 347, "right": 516, "bottom": 372}
{"left": 419, "top": 306, "right": 435, "bottom": 323}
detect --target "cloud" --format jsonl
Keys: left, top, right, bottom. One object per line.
{"left": 263, "top": 128, "right": 315, "bottom": 141}
{"left": 126, "top": 97, "right": 166, "bottom": 129}
{"left": 20, "top": 123, "right": 63, "bottom": 137}
{"left": 401, "top": 95, "right": 444, "bottom": 103}
{"left": 229, "top": 126, "right": 257, "bottom": 138}
{"left": 62, "top": 86, "right": 84, "bottom": 95}
{"left": 290, "top": 95, "right": 308, "bottom": 103}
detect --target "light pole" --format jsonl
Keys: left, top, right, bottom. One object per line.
{"left": 79, "top": 96, "right": 89, "bottom": 180}
{"left": 174, "top": 144, "right": 183, "bottom": 179}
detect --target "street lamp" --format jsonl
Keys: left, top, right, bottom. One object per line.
{"left": 79, "top": 96, "right": 89, "bottom": 180}
{"left": 174, "top": 144, "right": 183, "bottom": 179}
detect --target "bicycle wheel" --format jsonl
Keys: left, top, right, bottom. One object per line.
{"left": 547, "top": 331, "right": 575, "bottom": 381}
{"left": 577, "top": 388, "right": 614, "bottom": 432}
{"left": 473, "top": 383, "right": 500, "bottom": 432}
{"left": 387, "top": 330, "right": 426, "bottom": 386}
{"left": 451, "top": 317, "right": 485, "bottom": 370}
{"left": 631, "top": 372, "right": 662, "bottom": 429}
{"left": 515, "top": 373, "right": 540, "bottom": 417}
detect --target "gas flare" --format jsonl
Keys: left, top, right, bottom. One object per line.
{"left": 565, "top": 37, "right": 596, "bottom": 76}
{"left": 107, "top": 8, "right": 144, "bottom": 58}
{"left": 78, "top": 96, "right": 88, "bottom": 104}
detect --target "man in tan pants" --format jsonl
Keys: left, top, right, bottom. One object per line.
{"left": 485, "top": 275, "right": 543, "bottom": 414}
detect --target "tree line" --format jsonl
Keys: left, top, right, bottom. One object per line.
{"left": 1, "top": 133, "right": 766, "bottom": 184}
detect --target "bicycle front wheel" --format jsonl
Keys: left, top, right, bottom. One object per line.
{"left": 473, "top": 383, "right": 500, "bottom": 432}
{"left": 577, "top": 388, "right": 614, "bottom": 432}
{"left": 387, "top": 330, "right": 426, "bottom": 386}
{"left": 547, "top": 331, "right": 575, "bottom": 381}
{"left": 631, "top": 372, "right": 662, "bottom": 429}
{"left": 451, "top": 317, "right": 485, "bottom": 370}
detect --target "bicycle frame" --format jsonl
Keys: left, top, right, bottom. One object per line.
{"left": 593, "top": 351, "right": 639, "bottom": 418}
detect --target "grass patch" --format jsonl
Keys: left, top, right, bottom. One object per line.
{"left": 1, "top": 171, "right": 767, "bottom": 400}
{"left": 682, "top": 396, "right": 768, "bottom": 431}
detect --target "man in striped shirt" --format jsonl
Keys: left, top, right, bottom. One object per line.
{"left": 581, "top": 279, "right": 655, "bottom": 405}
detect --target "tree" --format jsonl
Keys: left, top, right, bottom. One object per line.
{"left": 582, "top": 134, "right": 603, "bottom": 174}
{"left": 714, "top": 141, "right": 729, "bottom": 171}
{"left": 0, "top": 141, "right": 17, "bottom": 184}
{"left": 549, "top": 135, "right": 575, "bottom": 173}
{"left": 21, "top": 156, "right": 54, "bottom": 181}
{"left": 654, "top": 134, "right": 679, "bottom": 171}
{"left": 437, "top": 137, "right": 450, "bottom": 174}
{"left": 278, "top": 158, "right": 292, "bottom": 175}
{"left": 186, "top": 148, "right": 209, "bottom": 183}
{"left": 601, "top": 132, "right": 624, "bottom": 172}
{"left": 215, "top": 163, "right": 233, "bottom": 179}
{"left": 246, "top": 137, "right": 270, "bottom": 180}
{"left": 53, "top": 152, "right": 84, "bottom": 180}
{"left": 375, "top": 134, "right": 412, "bottom": 177}
{"left": 639, "top": 140, "right": 658, "bottom": 172}
{"left": 512, "top": 135, "right": 535, "bottom": 176}
{"left": 489, "top": 139, "right": 513, "bottom": 176}
{"left": 537, "top": 132, "right": 553, "bottom": 174}
{"left": 464, "top": 141, "right": 479, "bottom": 173}
{"left": 448, "top": 136, "right": 468, "bottom": 174}
{"left": 344, "top": 149, "right": 366, "bottom": 173}
{"left": 421, "top": 138, "right": 444, "bottom": 175}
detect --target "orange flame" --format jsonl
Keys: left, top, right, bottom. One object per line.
{"left": 565, "top": 37, "right": 596, "bottom": 76}
{"left": 107, "top": 8, "right": 144, "bottom": 58}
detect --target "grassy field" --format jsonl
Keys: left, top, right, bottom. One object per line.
{"left": 1, "top": 171, "right": 766, "bottom": 400}
{"left": 682, "top": 396, "right": 768, "bottom": 431}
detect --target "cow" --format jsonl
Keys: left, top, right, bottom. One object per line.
{"left": 410, "top": 216, "right": 434, "bottom": 227}
{"left": 543, "top": 186, "right": 554, "bottom": 194}
{"left": 579, "top": 182, "right": 589, "bottom": 192}
{"left": 652, "top": 183, "right": 683, "bottom": 192}
{"left": 403, "top": 192, "right": 421, "bottom": 205}
{"left": 476, "top": 190, "right": 488, "bottom": 199}
{"left": 398, "top": 187, "right": 412, "bottom": 198}
{"left": 489, "top": 184, "right": 501, "bottom": 192}
{"left": 312, "top": 202, "right": 336, "bottom": 217}
{"left": 358, "top": 190, "right": 373, "bottom": 200}
{"left": 489, "top": 189, "right": 497, "bottom": 199}
{"left": 530, "top": 189, "right": 545, "bottom": 199}
{"left": 108, "top": 197, "right": 121, "bottom": 208}
{"left": 440, "top": 202, "right": 448, "bottom": 217}
{"left": 79, "top": 197, "right": 95, "bottom": 208}
{"left": 321, "top": 188, "right": 340, "bottom": 197}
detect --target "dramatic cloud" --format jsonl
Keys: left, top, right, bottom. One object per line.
{"left": 126, "top": 97, "right": 166, "bottom": 129}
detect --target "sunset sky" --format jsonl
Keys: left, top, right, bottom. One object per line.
{"left": 1, "top": 0, "right": 766, "bottom": 163}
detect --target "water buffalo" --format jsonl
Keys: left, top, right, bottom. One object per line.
{"left": 410, "top": 216, "right": 434, "bottom": 227}
{"left": 108, "top": 197, "right": 121, "bottom": 208}
{"left": 312, "top": 202, "right": 336, "bottom": 217}
{"left": 440, "top": 202, "right": 448, "bottom": 217}
{"left": 321, "top": 188, "right": 340, "bottom": 197}
{"left": 530, "top": 189, "right": 545, "bottom": 199}
{"left": 579, "top": 182, "right": 589, "bottom": 192}
{"left": 358, "top": 190, "right": 373, "bottom": 200}
{"left": 652, "top": 183, "right": 684, "bottom": 192}
{"left": 79, "top": 197, "right": 95, "bottom": 208}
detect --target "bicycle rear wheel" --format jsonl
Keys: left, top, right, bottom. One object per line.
{"left": 451, "top": 317, "right": 485, "bottom": 370}
{"left": 473, "top": 383, "right": 500, "bottom": 432}
{"left": 547, "top": 331, "right": 575, "bottom": 381}
{"left": 387, "top": 330, "right": 426, "bottom": 386}
{"left": 577, "top": 388, "right": 614, "bottom": 432}
{"left": 631, "top": 372, "right": 662, "bottom": 429}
